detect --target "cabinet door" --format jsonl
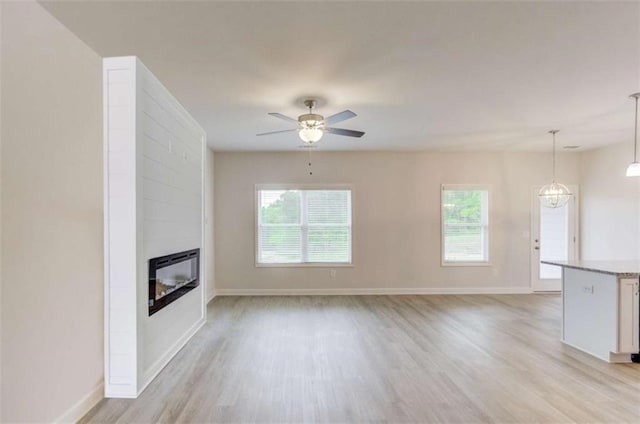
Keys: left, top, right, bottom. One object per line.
{"left": 618, "top": 278, "right": 639, "bottom": 353}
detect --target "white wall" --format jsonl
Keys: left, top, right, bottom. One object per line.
{"left": 104, "top": 57, "right": 206, "bottom": 397}
{"left": 1, "top": 1, "right": 103, "bottom": 422}
{"left": 214, "top": 151, "right": 581, "bottom": 293}
{"left": 205, "top": 148, "right": 215, "bottom": 302}
{"left": 0, "top": 1, "right": 4, "bottom": 419}
{"left": 580, "top": 141, "right": 640, "bottom": 260}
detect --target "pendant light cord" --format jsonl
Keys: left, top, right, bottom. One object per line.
{"left": 552, "top": 132, "right": 556, "bottom": 182}
{"left": 549, "top": 130, "right": 558, "bottom": 183}
{"left": 634, "top": 96, "right": 638, "bottom": 162}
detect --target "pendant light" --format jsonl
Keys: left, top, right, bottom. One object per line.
{"left": 538, "top": 130, "right": 572, "bottom": 208}
{"left": 626, "top": 93, "right": 640, "bottom": 177}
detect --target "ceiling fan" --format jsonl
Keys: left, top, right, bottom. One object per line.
{"left": 257, "top": 99, "right": 365, "bottom": 144}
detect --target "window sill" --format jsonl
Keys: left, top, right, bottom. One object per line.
{"left": 255, "top": 262, "right": 354, "bottom": 268}
{"left": 441, "top": 262, "right": 492, "bottom": 267}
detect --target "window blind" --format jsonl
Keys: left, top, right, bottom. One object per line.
{"left": 257, "top": 189, "right": 352, "bottom": 264}
{"left": 442, "top": 186, "right": 489, "bottom": 263}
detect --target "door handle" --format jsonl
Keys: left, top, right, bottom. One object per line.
{"left": 534, "top": 246, "right": 539, "bottom": 250}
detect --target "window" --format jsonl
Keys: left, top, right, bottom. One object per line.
{"left": 256, "top": 186, "right": 352, "bottom": 265}
{"left": 441, "top": 185, "right": 490, "bottom": 265}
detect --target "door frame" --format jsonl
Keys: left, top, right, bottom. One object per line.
{"left": 530, "top": 185, "right": 580, "bottom": 292}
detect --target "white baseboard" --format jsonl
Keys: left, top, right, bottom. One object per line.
{"left": 104, "top": 389, "right": 137, "bottom": 399}
{"left": 608, "top": 352, "right": 632, "bottom": 363}
{"left": 561, "top": 339, "right": 609, "bottom": 362}
{"left": 54, "top": 381, "right": 104, "bottom": 423}
{"left": 139, "top": 316, "right": 206, "bottom": 396}
{"left": 207, "top": 290, "right": 216, "bottom": 303}
{"left": 561, "top": 340, "right": 632, "bottom": 363}
{"left": 214, "top": 287, "right": 533, "bottom": 296}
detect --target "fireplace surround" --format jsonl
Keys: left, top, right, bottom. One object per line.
{"left": 148, "top": 248, "right": 200, "bottom": 315}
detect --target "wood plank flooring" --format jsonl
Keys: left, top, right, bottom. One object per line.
{"left": 82, "top": 295, "right": 640, "bottom": 423}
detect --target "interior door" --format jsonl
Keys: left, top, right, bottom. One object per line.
{"left": 531, "top": 186, "right": 578, "bottom": 292}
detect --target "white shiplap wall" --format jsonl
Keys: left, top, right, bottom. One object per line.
{"left": 104, "top": 57, "right": 206, "bottom": 398}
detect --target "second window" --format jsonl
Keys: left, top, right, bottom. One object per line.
{"left": 441, "top": 185, "right": 490, "bottom": 265}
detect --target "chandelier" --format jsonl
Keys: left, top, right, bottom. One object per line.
{"left": 538, "top": 130, "right": 572, "bottom": 208}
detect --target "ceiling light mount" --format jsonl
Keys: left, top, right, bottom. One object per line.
{"left": 538, "top": 130, "right": 573, "bottom": 208}
{"left": 299, "top": 99, "right": 323, "bottom": 124}
{"left": 626, "top": 92, "right": 640, "bottom": 177}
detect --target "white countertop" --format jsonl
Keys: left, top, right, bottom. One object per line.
{"left": 541, "top": 260, "right": 640, "bottom": 276}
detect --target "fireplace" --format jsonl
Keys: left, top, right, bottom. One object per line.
{"left": 148, "top": 248, "right": 200, "bottom": 315}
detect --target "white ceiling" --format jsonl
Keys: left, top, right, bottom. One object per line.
{"left": 41, "top": 1, "right": 640, "bottom": 152}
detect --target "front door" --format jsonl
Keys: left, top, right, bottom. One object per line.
{"left": 531, "top": 186, "right": 578, "bottom": 292}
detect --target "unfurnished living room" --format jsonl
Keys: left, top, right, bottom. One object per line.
{"left": 1, "top": 1, "right": 640, "bottom": 423}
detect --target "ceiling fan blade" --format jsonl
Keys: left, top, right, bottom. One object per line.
{"left": 324, "top": 110, "right": 356, "bottom": 125}
{"left": 325, "top": 127, "right": 365, "bottom": 138}
{"left": 256, "top": 129, "right": 297, "bottom": 136}
{"left": 268, "top": 112, "right": 299, "bottom": 124}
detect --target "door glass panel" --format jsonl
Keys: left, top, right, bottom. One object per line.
{"left": 539, "top": 203, "right": 569, "bottom": 279}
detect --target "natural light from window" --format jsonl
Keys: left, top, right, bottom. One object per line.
{"left": 442, "top": 185, "right": 490, "bottom": 264}
{"left": 257, "top": 188, "right": 352, "bottom": 265}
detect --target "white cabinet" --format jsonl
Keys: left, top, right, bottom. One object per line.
{"left": 618, "top": 278, "right": 639, "bottom": 354}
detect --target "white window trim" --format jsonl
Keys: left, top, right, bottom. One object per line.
{"left": 441, "top": 184, "right": 492, "bottom": 267}
{"left": 255, "top": 184, "right": 355, "bottom": 268}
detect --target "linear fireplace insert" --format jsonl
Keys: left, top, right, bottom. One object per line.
{"left": 148, "top": 248, "right": 200, "bottom": 316}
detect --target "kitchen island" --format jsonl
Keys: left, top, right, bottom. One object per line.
{"left": 542, "top": 260, "right": 640, "bottom": 363}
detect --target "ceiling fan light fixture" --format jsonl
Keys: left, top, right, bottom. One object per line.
{"left": 258, "top": 99, "right": 364, "bottom": 143}
{"left": 299, "top": 127, "right": 323, "bottom": 144}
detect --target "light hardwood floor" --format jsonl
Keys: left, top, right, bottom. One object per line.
{"left": 82, "top": 295, "right": 640, "bottom": 423}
